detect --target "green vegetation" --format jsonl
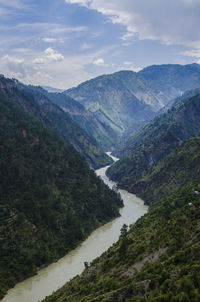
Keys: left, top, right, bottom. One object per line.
{"left": 0, "top": 91, "right": 123, "bottom": 299}
{"left": 131, "top": 137, "right": 200, "bottom": 204}
{"left": 42, "top": 90, "right": 200, "bottom": 302}
{"left": 45, "top": 91, "right": 120, "bottom": 151}
{"left": 139, "top": 63, "right": 200, "bottom": 101}
{"left": 0, "top": 75, "right": 113, "bottom": 169}
{"left": 43, "top": 179, "right": 200, "bottom": 302}
{"left": 65, "top": 71, "right": 157, "bottom": 134}
{"left": 107, "top": 94, "right": 200, "bottom": 192}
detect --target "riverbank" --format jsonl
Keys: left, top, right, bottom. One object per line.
{"left": 2, "top": 159, "right": 147, "bottom": 302}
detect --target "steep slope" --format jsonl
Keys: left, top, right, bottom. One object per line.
{"left": 0, "top": 75, "right": 112, "bottom": 169}
{"left": 139, "top": 63, "right": 200, "bottom": 101}
{"left": 0, "top": 91, "right": 123, "bottom": 299}
{"left": 44, "top": 91, "right": 119, "bottom": 150}
{"left": 107, "top": 94, "right": 200, "bottom": 190}
{"left": 65, "top": 71, "right": 159, "bottom": 134}
{"left": 43, "top": 176, "right": 200, "bottom": 302}
{"left": 158, "top": 87, "right": 200, "bottom": 115}
{"left": 131, "top": 137, "right": 200, "bottom": 204}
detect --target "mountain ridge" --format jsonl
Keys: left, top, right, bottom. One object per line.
{"left": 107, "top": 93, "right": 200, "bottom": 192}
{"left": 0, "top": 75, "right": 112, "bottom": 169}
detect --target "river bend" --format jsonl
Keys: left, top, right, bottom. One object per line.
{"left": 2, "top": 153, "right": 148, "bottom": 302}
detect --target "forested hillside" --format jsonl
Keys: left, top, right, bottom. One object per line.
{"left": 41, "top": 103, "right": 200, "bottom": 302}
{"left": 139, "top": 63, "right": 200, "bottom": 100}
{"left": 43, "top": 166, "right": 200, "bottom": 302}
{"left": 130, "top": 137, "right": 200, "bottom": 204}
{"left": 0, "top": 76, "right": 112, "bottom": 169}
{"left": 107, "top": 94, "right": 200, "bottom": 191}
{"left": 0, "top": 91, "right": 123, "bottom": 299}
{"left": 65, "top": 71, "right": 157, "bottom": 134}
{"left": 45, "top": 91, "right": 119, "bottom": 151}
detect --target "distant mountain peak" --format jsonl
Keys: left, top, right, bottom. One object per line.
{"left": 42, "top": 86, "right": 64, "bottom": 93}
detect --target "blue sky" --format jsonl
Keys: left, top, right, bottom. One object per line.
{"left": 0, "top": 0, "right": 200, "bottom": 89}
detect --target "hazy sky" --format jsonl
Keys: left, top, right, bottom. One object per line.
{"left": 0, "top": 0, "right": 200, "bottom": 89}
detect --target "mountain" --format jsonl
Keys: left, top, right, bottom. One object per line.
{"left": 42, "top": 86, "right": 63, "bottom": 93}
{"left": 0, "top": 88, "right": 123, "bottom": 299}
{"left": 107, "top": 93, "right": 200, "bottom": 191}
{"left": 64, "top": 64, "right": 200, "bottom": 139}
{"left": 64, "top": 71, "right": 161, "bottom": 134}
{"left": 44, "top": 91, "right": 119, "bottom": 150}
{"left": 139, "top": 63, "right": 200, "bottom": 101}
{"left": 158, "top": 87, "right": 200, "bottom": 115}
{"left": 0, "top": 76, "right": 112, "bottom": 169}
{"left": 130, "top": 137, "right": 200, "bottom": 204}
{"left": 43, "top": 156, "right": 200, "bottom": 301}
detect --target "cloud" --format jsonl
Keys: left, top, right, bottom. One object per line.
{"left": 182, "top": 49, "right": 200, "bottom": 58}
{"left": 0, "top": 0, "right": 28, "bottom": 9}
{"left": 33, "top": 58, "right": 46, "bottom": 65}
{"left": 93, "top": 58, "right": 107, "bottom": 66}
{"left": 44, "top": 48, "right": 64, "bottom": 62}
{"left": 32, "top": 48, "right": 64, "bottom": 66}
{"left": 13, "top": 48, "right": 30, "bottom": 53}
{"left": 2, "top": 55, "right": 26, "bottom": 77}
{"left": 123, "top": 61, "right": 133, "bottom": 66}
{"left": 42, "top": 38, "right": 57, "bottom": 43}
{"left": 0, "top": 0, "right": 32, "bottom": 17}
{"left": 65, "top": 0, "right": 200, "bottom": 48}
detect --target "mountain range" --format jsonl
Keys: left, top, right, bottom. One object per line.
{"left": 107, "top": 93, "right": 200, "bottom": 196}
{"left": 42, "top": 88, "right": 200, "bottom": 302}
{"left": 1, "top": 63, "right": 200, "bottom": 301}
{"left": 64, "top": 63, "right": 200, "bottom": 138}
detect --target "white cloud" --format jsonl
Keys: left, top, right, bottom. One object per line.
{"left": 65, "top": 0, "right": 89, "bottom": 6}
{"left": 118, "top": 64, "right": 142, "bottom": 72}
{"left": 44, "top": 47, "right": 64, "bottom": 62}
{"left": 181, "top": 47, "right": 200, "bottom": 64}
{"left": 13, "top": 48, "right": 30, "bottom": 53}
{"left": 123, "top": 61, "right": 133, "bottom": 66}
{"left": 2, "top": 55, "right": 26, "bottom": 77}
{"left": 182, "top": 49, "right": 200, "bottom": 58}
{"left": 32, "top": 48, "right": 64, "bottom": 66}
{"left": 3, "top": 55, "right": 24, "bottom": 64}
{"left": 65, "top": 0, "right": 200, "bottom": 48}
{"left": 93, "top": 58, "right": 107, "bottom": 66}
{"left": 33, "top": 58, "right": 46, "bottom": 64}
{"left": 42, "top": 38, "right": 57, "bottom": 43}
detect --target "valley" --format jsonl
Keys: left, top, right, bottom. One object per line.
{"left": 2, "top": 155, "right": 147, "bottom": 302}
{"left": 1, "top": 62, "right": 200, "bottom": 302}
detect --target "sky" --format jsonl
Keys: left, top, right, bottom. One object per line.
{"left": 0, "top": 0, "right": 200, "bottom": 89}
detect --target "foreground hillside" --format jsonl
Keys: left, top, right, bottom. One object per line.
{"left": 0, "top": 92, "right": 123, "bottom": 299}
{"left": 107, "top": 94, "right": 200, "bottom": 192}
{"left": 0, "top": 75, "right": 112, "bottom": 169}
{"left": 43, "top": 177, "right": 200, "bottom": 301}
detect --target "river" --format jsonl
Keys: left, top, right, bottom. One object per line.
{"left": 2, "top": 153, "right": 148, "bottom": 302}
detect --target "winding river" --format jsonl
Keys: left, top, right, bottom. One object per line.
{"left": 2, "top": 153, "right": 148, "bottom": 302}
